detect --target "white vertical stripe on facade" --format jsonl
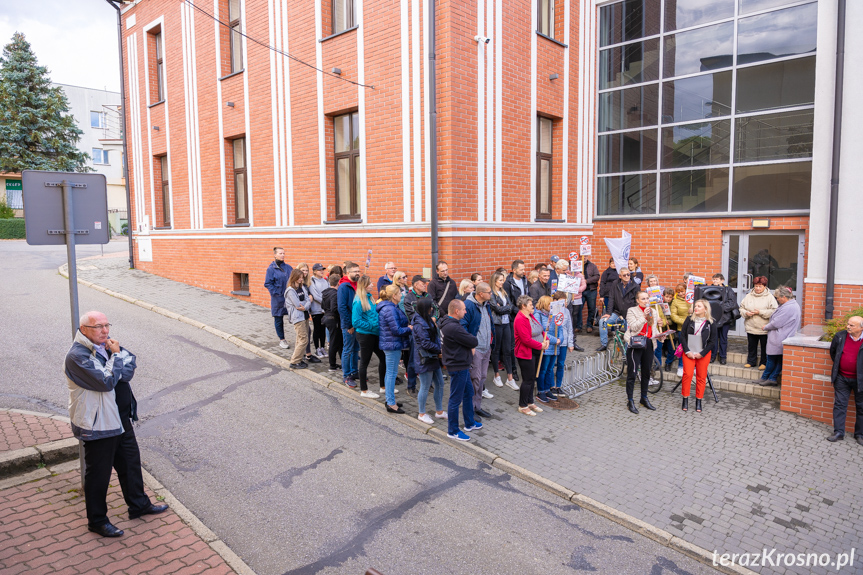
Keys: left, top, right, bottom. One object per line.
{"left": 423, "top": 0, "right": 431, "bottom": 223}
{"left": 180, "top": 3, "right": 202, "bottom": 229}
{"left": 576, "top": 0, "right": 597, "bottom": 224}
{"left": 486, "top": 0, "right": 494, "bottom": 222}
{"left": 357, "top": 0, "right": 368, "bottom": 222}
{"left": 268, "top": 0, "right": 281, "bottom": 227}
{"left": 495, "top": 0, "right": 502, "bottom": 222}
{"left": 529, "top": 0, "right": 538, "bottom": 222}
{"left": 411, "top": 0, "right": 423, "bottom": 222}
{"left": 400, "top": 0, "right": 411, "bottom": 222}
{"left": 190, "top": 3, "right": 204, "bottom": 228}
{"left": 240, "top": 0, "right": 254, "bottom": 226}
{"left": 214, "top": 0, "right": 227, "bottom": 226}
{"left": 476, "top": 0, "right": 485, "bottom": 221}
{"left": 586, "top": 2, "right": 597, "bottom": 224}
{"left": 279, "top": 0, "right": 295, "bottom": 227}
{"left": 142, "top": 22, "right": 155, "bottom": 224}
{"left": 315, "top": 0, "right": 327, "bottom": 224}
{"left": 274, "top": 0, "right": 289, "bottom": 227}
{"left": 561, "top": 0, "right": 570, "bottom": 222}
{"left": 126, "top": 34, "right": 145, "bottom": 229}
{"left": 158, "top": 16, "right": 174, "bottom": 229}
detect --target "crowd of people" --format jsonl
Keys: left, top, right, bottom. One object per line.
{"left": 263, "top": 248, "right": 804, "bottom": 434}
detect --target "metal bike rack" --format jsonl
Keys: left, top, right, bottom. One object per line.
{"left": 561, "top": 350, "right": 623, "bottom": 398}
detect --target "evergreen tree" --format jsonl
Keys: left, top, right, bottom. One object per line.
{"left": 0, "top": 32, "right": 91, "bottom": 172}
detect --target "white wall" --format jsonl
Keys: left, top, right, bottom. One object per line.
{"left": 807, "top": 0, "right": 863, "bottom": 286}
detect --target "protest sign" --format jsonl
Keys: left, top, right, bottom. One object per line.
{"left": 580, "top": 236, "right": 590, "bottom": 245}
{"left": 558, "top": 275, "right": 582, "bottom": 294}
{"left": 661, "top": 303, "right": 671, "bottom": 316}
{"left": 569, "top": 251, "right": 578, "bottom": 260}
{"left": 550, "top": 279, "right": 558, "bottom": 293}
{"left": 686, "top": 276, "right": 705, "bottom": 292}
{"left": 646, "top": 286, "right": 663, "bottom": 304}
{"left": 580, "top": 244, "right": 592, "bottom": 256}
{"left": 570, "top": 259, "right": 583, "bottom": 273}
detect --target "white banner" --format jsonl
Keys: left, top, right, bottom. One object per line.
{"left": 604, "top": 230, "right": 632, "bottom": 272}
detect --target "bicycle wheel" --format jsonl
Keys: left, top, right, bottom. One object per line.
{"left": 609, "top": 339, "right": 626, "bottom": 379}
{"left": 647, "top": 355, "right": 664, "bottom": 394}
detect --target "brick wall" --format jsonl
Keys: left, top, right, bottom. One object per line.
{"left": 781, "top": 342, "right": 856, "bottom": 434}
{"left": 802, "top": 282, "right": 863, "bottom": 327}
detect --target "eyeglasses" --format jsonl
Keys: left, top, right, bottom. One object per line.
{"left": 82, "top": 324, "right": 112, "bottom": 330}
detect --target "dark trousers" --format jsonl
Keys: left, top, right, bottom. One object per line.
{"left": 516, "top": 349, "right": 540, "bottom": 407}
{"left": 447, "top": 369, "right": 476, "bottom": 435}
{"left": 492, "top": 323, "right": 514, "bottom": 375}
{"left": 833, "top": 373, "right": 863, "bottom": 438}
{"left": 402, "top": 342, "right": 417, "bottom": 389}
{"left": 327, "top": 324, "right": 343, "bottom": 368}
{"left": 83, "top": 425, "right": 151, "bottom": 527}
{"left": 508, "top": 322, "right": 520, "bottom": 379}
{"left": 625, "top": 340, "right": 655, "bottom": 401}
{"left": 583, "top": 289, "right": 598, "bottom": 327}
{"left": 274, "top": 315, "right": 286, "bottom": 340}
{"left": 356, "top": 332, "right": 386, "bottom": 392}
{"left": 746, "top": 333, "right": 768, "bottom": 366}
{"left": 312, "top": 314, "right": 326, "bottom": 349}
{"left": 715, "top": 323, "right": 731, "bottom": 359}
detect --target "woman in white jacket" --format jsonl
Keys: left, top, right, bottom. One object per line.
{"left": 739, "top": 276, "right": 778, "bottom": 370}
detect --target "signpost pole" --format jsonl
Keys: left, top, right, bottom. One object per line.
{"left": 61, "top": 180, "right": 80, "bottom": 339}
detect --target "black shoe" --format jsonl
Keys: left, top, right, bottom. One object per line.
{"left": 89, "top": 522, "right": 124, "bottom": 537}
{"left": 291, "top": 362, "right": 308, "bottom": 369}
{"left": 856, "top": 436, "right": 863, "bottom": 447}
{"left": 386, "top": 404, "right": 406, "bottom": 414}
{"left": 396, "top": 402, "right": 403, "bottom": 407}
{"left": 827, "top": 432, "right": 844, "bottom": 442}
{"left": 573, "top": 344, "right": 585, "bottom": 352}
{"left": 596, "top": 345, "right": 607, "bottom": 352}
{"left": 639, "top": 397, "right": 656, "bottom": 411}
{"left": 759, "top": 379, "right": 779, "bottom": 387}
{"left": 664, "top": 364, "right": 673, "bottom": 373}
{"left": 475, "top": 408, "right": 492, "bottom": 418}
{"left": 395, "top": 376, "right": 405, "bottom": 385}
{"left": 719, "top": 357, "right": 727, "bottom": 365}
{"left": 305, "top": 355, "right": 322, "bottom": 364}
{"left": 710, "top": 355, "right": 717, "bottom": 363}
{"left": 328, "top": 364, "right": 341, "bottom": 372}
{"left": 682, "top": 397, "right": 688, "bottom": 412}
{"left": 513, "top": 372, "right": 520, "bottom": 382}
{"left": 129, "top": 503, "right": 169, "bottom": 520}
{"left": 695, "top": 399, "right": 702, "bottom": 413}
{"left": 627, "top": 399, "right": 639, "bottom": 414}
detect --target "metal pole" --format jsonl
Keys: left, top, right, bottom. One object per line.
{"left": 62, "top": 180, "right": 80, "bottom": 339}
{"left": 428, "top": 0, "right": 439, "bottom": 271}
{"left": 825, "top": 0, "right": 846, "bottom": 321}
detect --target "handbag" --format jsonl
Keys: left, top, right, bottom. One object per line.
{"left": 730, "top": 307, "right": 742, "bottom": 322}
{"left": 629, "top": 335, "right": 647, "bottom": 349}
{"left": 674, "top": 344, "right": 684, "bottom": 358}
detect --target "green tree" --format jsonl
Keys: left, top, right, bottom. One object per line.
{"left": 0, "top": 32, "right": 91, "bottom": 172}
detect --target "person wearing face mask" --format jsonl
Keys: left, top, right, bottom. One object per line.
{"left": 428, "top": 261, "right": 458, "bottom": 319}
{"left": 264, "top": 247, "right": 293, "bottom": 349}
{"left": 739, "top": 276, "right": 778, "bottom": 370}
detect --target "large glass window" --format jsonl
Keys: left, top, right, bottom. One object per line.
{"left": 334, "top": 112, "right": 360, "bottom": 219}
{"left": 596, "top": 0, "right": 816, "bottom": 216}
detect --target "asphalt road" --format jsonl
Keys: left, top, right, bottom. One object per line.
{"left": 0, "top": 240, "right": 718, "bottom": 575}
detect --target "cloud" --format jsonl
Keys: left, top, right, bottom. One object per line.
{"left": 0, "top": 0, "right": 119, "bottom": 91}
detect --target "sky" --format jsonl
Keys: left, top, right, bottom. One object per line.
{"left": 0, "top": 0, "right": 120, "bottom": 91}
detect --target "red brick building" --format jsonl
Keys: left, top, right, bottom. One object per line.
{"left": 119, "top": 0, "right": 861, "bottom": 334}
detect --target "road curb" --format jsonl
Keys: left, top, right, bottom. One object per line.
{"left": 63, "top": 264, "right": 751, "bottom": 574}
{"left": 0, "top": 408, "right": 80, "bottom": 479}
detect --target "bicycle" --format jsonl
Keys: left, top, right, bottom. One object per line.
{"left": 605, "top": 321, "right": 663, "bottom": 393}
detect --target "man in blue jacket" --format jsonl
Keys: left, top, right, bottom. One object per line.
{"left": 263, "top": 247, "right": 293, "bottom": 349}
{"left": 440, "top": 300, "right": 480, "bottom": 441}
{"left": 461, "top": 282, "right": 495, "bottom": 419}
{"left": 65, "top": 311, "right": 167, "bottom": 537}
{"left": 338, "top": 262, "right": 362, "bottom": 385}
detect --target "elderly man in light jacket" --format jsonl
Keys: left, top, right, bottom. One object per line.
{"left": 759, "top": 287, "right": 801, "bottom": 386}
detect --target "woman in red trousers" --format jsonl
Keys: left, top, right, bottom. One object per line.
{"left": 679, "top": 299, "right": 717, "bottom": 413}
{"left": 513, "top": 295, "right": 549, "bottom": 416}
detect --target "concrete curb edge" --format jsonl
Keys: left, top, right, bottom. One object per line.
{"left": 61, "top": 265, "right": 760, "bottom": 575}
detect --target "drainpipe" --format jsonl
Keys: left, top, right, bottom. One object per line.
{"left": 106, "top": 0, "right": 135, "bottom": 269}
{"left": 825, "top": 0, "right": 846, "bottom": 320}
{"left": 428, "top": 0, "right": 439, "bottom": 271}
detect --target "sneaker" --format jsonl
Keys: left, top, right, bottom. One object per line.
{"left": 506, "top": 379, "right": 519, "bottom": 391}
{"left": 464, "top": 421, "right": 483, "bottom": 431}
{"left": 379, "top": 387, "right": 385, "bottom": 395}
{"left": 546, "top": 390, "right": 558, "bottom": 401}
{"left": 536, "top": 392, "right": 549, "bottom": 403}
{"left": 417, "top": 414, "right": 434, "bottom": 425}
{"left": 493, "top": 375, "right": 503, "bottom": 387}
{"left": 482, "top": 389, "right": 494, "bottom": 399}
{"left": 677, "top": 366, "right": 684, "bottom": 377}
{"left": 306, "top": 355, "right": 322, "bottom": 364}
{"left": 447, "top": 430, "right": 471, "bottom": 441}
{"left": 360, "top": 390, "right": 379, "bottom": 398}
{"left": 344, "top": 378, "right": 357, "bottom": 389}
{"left": 435, "top": 411, "right": 448, "bottom": 420}
{"left": 316, "top": 347, "right": 326, "bottom": 358}
{"left": 291, "top": 362, "right": 308, "bottom": 369}
{"left": 279, "top": 340, "right": 290, "bottom": 349}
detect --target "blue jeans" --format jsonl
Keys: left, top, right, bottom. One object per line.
{"left": 447, "top": 369, "right": 476, "bottom": 435}
{"left": 342, "top": 328, "right": 359, "bottom": 378}
{"left": 417, "top": 368, "right": 444, "bottom": 414}
{"left": 274, "top": 315, "right": 286, "bottom": 340}
{"left": 403, "top": 342, "right": 418, "bottom": 389}
{"left": 538, "top": 353, "right": 554, "bottom": 394}
{"left": 384, "top": 349, "right": 402, "bottom": 406}
{"left": 599, "top": 313, "right": 624, "bottom": 346}
{"left": 552, "top": 348, "right": 567, "bottom": 388}
{"left": 762, "top": 354, "right": 783, "bottom": 381}
{"left": 654, "top": 338, "right": 676, "bottom": 366}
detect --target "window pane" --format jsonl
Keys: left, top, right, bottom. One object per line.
{"left": 157, "top": 62, "right": 164, "bottom": 101}
{"left": 599, "top": 84, "right": 659, "bottom": 132}
{"left": 737, "top": 3, "right": 816, "bottom": 65}
{"left": 665, "top": 0, "right": 734, "bottom": 32}
{"left": 734, "top": 109, "right": 814, "bottom": 163}
{"left": 235, "top": 172, "right": 246, "bottom": 221}
{"left": 334, "top": 0, "right": 348, "bottom": 33}
{"left": 599, "top": 47, "right": 622, "bottom": 90}
{"left": 623, "top": 39, "right": 660, "bottom": 86}
{"left": 540, "top": 0, "right": 550, "bottom": 36}
{"left": 351, "top": 112, "right": 360, "bottom": 150}
{"left": 663, "top": 22, "right": 733, "bottom": 78}
{"left": 230, "top": 26, "right": 243, "bottom": 72}
{"left": 336, "top": 159, "right": 351, "bottom": 215}
{"left": 731, "top": 161, "right": 811, "bottom": 211}
{"left": 739, "top": 0, "right": 799, "bottom": 16}
{"left": 660, "top": 168, "right": 729, "bottom": 212}
{"left": 599, "top": 0, "right": 660, "bottom": 47}
{"left": 92, "top": 148, "right": 101, "bottom": 163}
{"left": 90, "top": 112, "right": 102, "bottom": 128}
{"left": 229, "top": 0, "right": 240, "bottom": 20}
{"left": 160, "top": 156, "right": 168, "bottom": 177}
{"left": 540, "top": 159, "right": 551, "bottom": 214}
{"left": 335, "top": 115, "right": 350, "bottom": 152}
{"left": 233, "top": 138, "right": 245, "bottom": 169}
{"left": 102, "top": 150, "right": 109, "bottom": 164}
{"left": 539, "top": 118, "right": 552, "bottom": 153}
{"left": 155, "top": 33, "right": 162, "bottom": 59}
{"left": 662, "top": 72, "right": 731, "bottom": 124}
{"left": 598, "top": 129, "right": 658, "bottom": 174}
{"left": 661, "top": 120, "right": 731, "bottom": 169}
{"left": 597, "top": 173, "right": 657, "bottom": 215}
{"left": 735, "top": 57, "right": 815, "bottom": 113}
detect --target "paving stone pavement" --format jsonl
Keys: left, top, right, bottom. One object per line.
{"left": 0, "top": 409, "right": 72, "bottom": 452}
{"left": 75, "top": 257, "right": 863, "bottom": 574}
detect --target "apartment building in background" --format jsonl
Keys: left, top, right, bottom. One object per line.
{"left": 117, "top": 0, "right": 862, "bottom": 331}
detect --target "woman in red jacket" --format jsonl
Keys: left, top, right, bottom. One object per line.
{"left": 513, "top": 295, "right": 549, "bottom": 416}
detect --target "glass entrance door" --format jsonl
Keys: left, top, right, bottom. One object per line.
{"left": 722, "top": 232, "right": 805, "bottom": 336}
